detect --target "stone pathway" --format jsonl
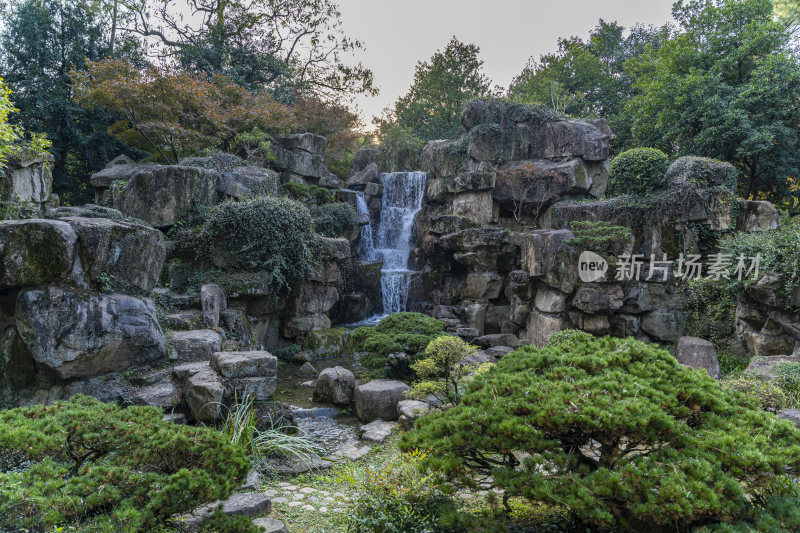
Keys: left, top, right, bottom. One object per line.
{"left": 268, "top": 482, "right": 349, "bottom": 514}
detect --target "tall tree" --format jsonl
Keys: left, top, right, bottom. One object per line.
{"left": 627, "top": 0, "right": 800, "bottom": 205}
{"left": 508, "top": 20, "right": 669, "bottom": 150}
{"left": 0, "top": 0, "right": 142, "bottom": 201}
{"left": 381, "top": 36, "right": 494, "bottom": 142}
{"left": 120, "top": 0, "right": 376, "bottom": 98}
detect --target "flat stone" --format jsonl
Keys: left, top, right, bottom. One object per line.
{"left": 360, "top": 419, "right": 398, "bottom": 443}
{"left": 334, "top": 444, "right": 371, "bottom": 461}
{"left": 745, "top": 355, "right": 800, "bottom": 379}
{"left": 173, "top": 361, "right": 210, "bottom": 381}
{"left": 251, "top": 517, "right": 288, "bottom": 533}
{"left": 397, "top": 400, "right": 432, "bottom": 431}
{"left": 299, "top": 487, "right": 316, "bottom": 494}
{"left": 301, "top": 504, "right": 315, "bottom": 512}
{"left": 777, "top": 409, "right": 800, "bottom": 428}
{"left": 211, "top": 350, "right": 277, "bottom": 378}
{"left": 354, "top": 379, "right": 410, "bottom": 421}
{"left": 273, "top": 454, "right": 333, "bottom": 475}
{"left": 170, "top": 329, "right": 222, "bottom": 362}
{"left": 132, "top": 380, "right": 180, "bottom": 408}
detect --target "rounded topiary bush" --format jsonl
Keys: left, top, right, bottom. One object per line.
{"left": 608, "top": 147, "right": 671, "bottom": 195}
{"left": 311, "top": 202, "right": 358, "bottom": 238}
{"left": 351, "top": 312, "right": 446, "bottom": 374}
{"left": 0, "top": 395, "right": 250, "bottom": 532}
{"left": 199, "top": 196, "right": 319, "bottom": 293}
{"left": 400, "top": 335, "right": 800, "bottom": 532}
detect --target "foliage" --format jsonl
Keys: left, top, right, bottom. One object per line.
{"left": 198, "top": 508, "right": 262, "bottom": 533}
{"left": 0, "top": 395, "right": 250, "bottom": 532}
{"left": 220, "top": 394, "right": 320, "bottom": 468}
{"left": 351, "top": 313, "right": 446, "bottom": 372}
{"left": 231, "top": 127, "right": 274, "bottom": 162}
{"left": 627, "top": 0, "right": 800, "bottom": 208}
{"left": 401, "top": 335, "right": 800, "bottom": 532}
{"left": 274, "top": 344, "right": 302, "bottom": 361}
{"left": 121, "top": 0, "right": 375, "bottom": 98}
{"left": 377, "top": 36, "right": 495, "bottom": 142}
{"left": 311, "top": 202, "right": 358, "bottom": 238}
{"left": 566, "top": 220, "right": 632, "bottom": 256}
{"left": 0, "top": 78, "right": 20, "bottom": 166}
{"left": 196, "top": 196, "right": 320, "bottom": 294}
{"left": 284, "top": 182, "right": 335, "bottom": 204}
{"left": 406, "top": 336, "right": 481, "bottom": 405}
{"left": 719, "top": 221, "right": 800, "bottom": 302}
{"left": 608, "top": 147, "right": 671, "bottom": 196}
{"left": 547, "top": 329, "right": 594, "bottom": 347}
{"left": 72, "top": 58, "right": 296, "bottom": 164}
{"left": 0, "top": 0, "right": 139, "bottom": 202}
{"left": 695, "top": 494, "right": 800, "bottom": 532}
{"left": 375, "top": 122, "right": 425, "bottom": 172}
{"left": 686, "top": 277, "right": 737, "bottom": 346}
{"left": 343, "top": 449, "right": 464, "bottom": 533}
{"left": 508, "top": 19, "right": 670, "bottom": 151}
{"left": 722, "top": 374, "right": 790, "bottom": 412}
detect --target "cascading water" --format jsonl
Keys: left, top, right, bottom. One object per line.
{"left": 357, "top": 171, "right": 427, "bottom": 319}
{"left": 355, "top": 192, "right": 375, "bottom": 260}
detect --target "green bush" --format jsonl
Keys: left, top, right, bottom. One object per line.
{"left": 720, "top": 222, "right": 800, "bottom": 305}
{"left": 312, "top": 202, "right": 358, "bottom": 238}
{"left": 565, "top": 221, "right": 632, "bottom": 256}
{"left": 400, "top": 335, "right": 800, "bottom": 532}
{"left": 0, "top": 395, "right": 250, "bottom": 532}
{"left": 406, "top": 335, "right": 482, "bottom": 405}
{"left": 722, "top": 374, "right": 790, "bottom": 412}
{"left": 608, "top": 147, "right": 671, "bottom": 196}
{"left": 344, "top": 449, "right": 464, "bottom": 533}
{"left": 351, "top": 313, "right": 446, "bottom": 374}
{"left": 198, "top": 196, "right": 319, "bottom": 294}
{"left": 284, "top": 182, "right": 335, "bottom": 204}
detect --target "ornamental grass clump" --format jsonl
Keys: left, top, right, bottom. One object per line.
{"left": 401, "top": 335, "right": 800, "bottom": 532}
{"left": 0, "top": 395, "right": 250, "bottom": 532}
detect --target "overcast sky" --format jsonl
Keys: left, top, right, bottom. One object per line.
{"left": 336, "top": 0, "right": 677, "bottom": 127}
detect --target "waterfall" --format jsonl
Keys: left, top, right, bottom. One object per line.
{"left": 372, "top": 171, "right": 427, "bottom": 315}
{"left": 355, "top": 192, "right": 375, "bottom": 260}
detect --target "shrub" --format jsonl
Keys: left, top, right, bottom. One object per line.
{"left": 722, "top": 374, "right": 790, "bottom": 412}
{"left": 351, "top": 313, "right": 446, "bottom": 373}
{"left": 343, "top": 449, "right": 464, "bottom": 533}
{"left": 312, "top": 202, "right": 359, "bottom": 238}
{"left": 0, "top": 395, "right": 250, "bottom": 532}
{"left": 284, "top": 182, "right": 335, "bottom": 204}
{"left": 406, "top": 336, "right": 481, "bottom": 405}
{"left": 198, "top": 196, "right": 319, "bottom": 294}
{"left": 565, "top": 221, "right": 632, "bottom": 256}
{"left": 400, "top": 335, "right": 800, "bottom": 531}
{"left": 720, "top": 222, "right": 800, "bottom": 305}
{"left": 608, "top": 147, "right": 671, "bottom": 196}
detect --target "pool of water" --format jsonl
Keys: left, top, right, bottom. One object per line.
{"left": 273, "top": 353, "right": 364, "bottom": 455}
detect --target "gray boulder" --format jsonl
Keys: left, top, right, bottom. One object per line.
{"left": 641, "top": 310, "right": 682, "bottom": 341}
{"left": 737, "top": 200, "right": 780, "bottom": 232}
{"left": 674, "top": 336, "right": 720, "bottom": 379}
{"left": 462, "top": 272, "right": 502, "bottom": 300}
{"left": 2, "top": 152, "right": 54, "bottom": 204}
{"left": 64, "top": 216, "right": 166, "bottom": 293}
{"left": 15, "top": 287, "right": 165, "bottom": 380}
{"left": 45, "top": 204, "right": 125, "bottom": 220}
{"left": 170, "top": 330, "right": 222, "bottom": 362}
{"left": 777, "top": 409, "right": 800, "bottom": 428}
{"left": 217, "top": 166, "right": 279, "bottom": 199}
{"left": 354, "top": 379, "right": 410, "bottom": 422}
{"left": 184, "top": 369, "right": 224, "bottom": 422}
{"left": 111, "top": 165, "right": 218, "bottom": 228}
{"left": 0, "top": 219, "right": 76, "bottom": 289}
{"left": 397, "top": 400, "right": 432, "bottom": 430}
{"left": 211, "top": 350, "right": 277, "bottom": 378}
{"left": 571, "top": 284, "right": 624, "bottom": 314}
{"left": 313, "top": 366, "right": 356, "bottom": 405}
{"left": 132, "top": 380, "right": 180, "bottom": 408}
{"left": 201, "top": 283, "right": 227, "bottom": 328}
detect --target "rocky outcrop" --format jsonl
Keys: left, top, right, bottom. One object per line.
{"left": 0, "top": 219, "right": 77, "bottom": 288}
{"left": 15, "top": 286, "right": 165, "bottom": 380}
{"left": 2, "top": 152, "right": 56, "bottom": 213}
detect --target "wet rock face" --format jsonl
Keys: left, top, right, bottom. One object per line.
{"left": 15, "top": 286, "right": 165, "bottom": 380}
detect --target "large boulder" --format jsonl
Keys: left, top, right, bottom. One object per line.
{"left": 63, "top": 216, "right": 166, "bottom": 293}
{"left": 665, "top": 156, "right": 737, "bottom": 190}
{"left": 211, "top": 350, "right": 278, "bottom": 400}
{"left": 271, "top": 133, "right": 329, "bottom": 180}
{"left": 304, "top": 328, "right": 349, "bottom": 358}
{"left": 111, "top": 165, "right": 218, "bottom": 228}
{"left": 354, "top": 379, "right": 410, "bottom": 422}
{"left": 525, "top": 308, "right": 565, "bottom": 348}
{"left": 200, "top": 283, "right": 227, "bottom": 328}
{"left": 673, "top": 336, "right": 720, "bottom": 379}
{"left": 492, "top": 159, "right": 593, "bottom": 208}
{"left": 169, "top": 330, "right": 222, "bottom": 362}
{"left": 217, "top": 166, "right": 279, "bottom": 199}
{"left": 462, "top": 272, "right": 502, "bottom": 300}
{"left": 313, "top": 366, "right": 356, "bottom": 405}
{"left": 15, "top": 287, "right": 165, "bottom": 380}
{"left": 2, "top": 152, "right": 54, "bottom": 204}
{"left": 737, "top": 200, "right": 780, "bottom": 232}
{"left": 0, "top": 219, "right": 76, "bottom": 289}
{"left": 184, "top": 369, "right": 225, "bottom": 423}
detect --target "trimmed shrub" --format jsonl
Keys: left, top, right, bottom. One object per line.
{"left": 608, "top": 147, "right": 670, "bottom": 196}
{"left": 406, "top": 336, "right": 482, "bottom": 405}
{"left": 311, "top": 202, "right": 358, "bottom": 238}
{"left": 0, "top": 395, "right": 250, "bottom": 532}
{"left": 198, "top": 196, "right": 319, "bottom": 294}
{"left": 400, "top": 335, "right": 800, "bottom": 531}
{"left": 351, "top": 313, "right": 446, "bottom": 374}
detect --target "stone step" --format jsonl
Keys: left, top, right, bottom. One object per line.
{"left": 168, "top": 329, "right": 222, "bottom": 362}
{"left": 252, "top": 517, "right": 288, "bottom": 533}
{"left": 175, "top": 492, "right": 271, "bottom": 532}
{"left": 164, "top": 310, "right": 203, "bottom": 330}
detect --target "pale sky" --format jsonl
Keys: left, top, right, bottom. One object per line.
{"left": 336, "top": 0, "right": 677, "bottom": 127}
